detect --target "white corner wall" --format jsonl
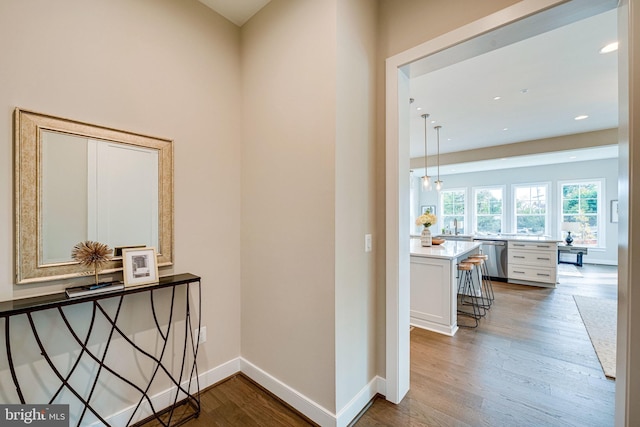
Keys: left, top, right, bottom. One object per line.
{"left": 335, "top": 0, "right": 379, "bottom": 418}
{"left": 240, "top": 0, "right": 338, "bottom": 415}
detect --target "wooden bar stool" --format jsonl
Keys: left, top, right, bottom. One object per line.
{"left": 469, "top": 253, "right": 494, "bottom": 304}
{"left": 457, "top": 261, "right": 481, "bottom": 328}
{"left": 462, "top": 257, "right": 490, "bottom": 312}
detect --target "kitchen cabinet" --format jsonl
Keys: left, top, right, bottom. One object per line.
{"left": 410, "top": 239, "right": 481, "bottom": 335}
{"left": 508, "top": 241, "right": 558, "bottom": 287}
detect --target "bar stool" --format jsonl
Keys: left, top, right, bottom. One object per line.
{"left": 457, "top": 261, "right": 481, "bottom": 328}
{"left": 469, "top": 253, "right": 494, "bottom": 304}
{"left": 462, "top": 257, "right": 490, "bottom": 311}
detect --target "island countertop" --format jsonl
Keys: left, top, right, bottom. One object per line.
{"left": 410, "top": 239, "right": 481, "bottom": 260}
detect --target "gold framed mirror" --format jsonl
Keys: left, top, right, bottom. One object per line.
{"left": 15, "top": 108, "right": 174, "bottom": 284}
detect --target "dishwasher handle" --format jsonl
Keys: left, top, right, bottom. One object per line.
{"left": 475, "top": 240, "right": 506, "bottom": 246}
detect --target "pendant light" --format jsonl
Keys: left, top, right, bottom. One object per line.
{"left": 434, "top": 125, "right": 443, "bottom": 191}
{"left": 421, "top": 114, "right": 430, "bottom": 189}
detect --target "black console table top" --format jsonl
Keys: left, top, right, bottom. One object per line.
{"left": 0, "top": 273, "right": 200, "bottom": 317}
{"left": 1, "top": 273, "right": 202, "bottom": 427}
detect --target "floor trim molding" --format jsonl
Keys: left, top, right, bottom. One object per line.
{"left": 96, "top": 357, "right": 384, "bottom": 427}
{"left": 335, "top": 376, "right": 386, "bottom": 427}
{"left": 240, "top": 357, "right": 336, "bottom": 426}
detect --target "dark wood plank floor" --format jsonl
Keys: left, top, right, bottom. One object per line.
{"left": 177, "top": 264, "right": 617, "bottom": 427}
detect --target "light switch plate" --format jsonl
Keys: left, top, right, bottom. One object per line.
{"left": 365, "top": 234, "right": 372, "bottom": 252}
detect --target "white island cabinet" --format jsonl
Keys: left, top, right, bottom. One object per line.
{"left": 410, "top": 239, "right": 481, "bottom": 336}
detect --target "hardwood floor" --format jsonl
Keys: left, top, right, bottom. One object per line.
{"left": 177, "top": 264, "right": 616, "bottom": 426}
{"left": 356, "top": 264, "right": 617, "bottom": 426}
{"left": 151, "top": 374, "right": 315, "bottom": 427}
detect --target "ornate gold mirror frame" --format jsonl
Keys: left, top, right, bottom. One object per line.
{"left": 15, "top": 108, "right": 174, "bottom": 284}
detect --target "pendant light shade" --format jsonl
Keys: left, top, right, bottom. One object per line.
{"left": 421, "top": 114, "right": 430, "bottom": 189}
{"left": 434, "top": 125, "right": 443, "bottom": 191}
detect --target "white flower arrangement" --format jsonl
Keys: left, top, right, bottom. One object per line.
{"left": 415, "top": 212, "right": 437, "bottom": 228}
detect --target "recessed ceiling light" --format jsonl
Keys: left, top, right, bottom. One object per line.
{"left": 493, "top": 96, "right": 501, "bottom": 100}
{"left": 431, "top": 120, "right": 436, "bottom": 124}
{"left": 503, "top": 128, "right": 508, "bottom": 131}
{"left": 447, "top": 138, "right": 452, "bottom": 141}
{"left": 500, "top": 158, "right": 507, "bottom": 161}
{"left": 569, "top": 156, "right": 577, "bottom": 159}
{"left": 600, "top": 41, "right": 619, "bottom": 54}
{"left": 575, "top": 115, "right": 589, "bottom": 121}
{"left": 417, "top": 107, "right": 422, "bottom": 111}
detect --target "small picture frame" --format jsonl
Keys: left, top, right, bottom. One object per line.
{"left": 421, "top": 205, "right": 436, "bottom": 216}
{"left": 611, "top": 200, "right": 619, "bottom": 223}
{"left": 122, "top": 247, "right": 159, "bottom": 287}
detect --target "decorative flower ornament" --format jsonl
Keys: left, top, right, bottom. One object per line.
{"left": 415, "top": 212, "right": 437, "bottom": 228}
{"left": 71, "top": 241, "right": 113, "bottom": 284}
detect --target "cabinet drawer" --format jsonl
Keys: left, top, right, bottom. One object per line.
{"left": 509, "top": 249, "right": 556, "bottom": 268}
{"left": 508, "top": 241, "right": 556, "bottom": 252}
{"left": 508, "top": 265, "right": 556, "bottom": 284}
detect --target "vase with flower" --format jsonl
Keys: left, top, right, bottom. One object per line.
{"left": 415, "top": 211, "right": 437, "bottom": 247}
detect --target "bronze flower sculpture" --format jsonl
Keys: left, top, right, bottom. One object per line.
{"left": 71, "top": 241, "right": 113, "bottom": 285}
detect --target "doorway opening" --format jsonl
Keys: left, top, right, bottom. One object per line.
{"left": 385, "top": 0, "right": 620, "bottom": 408}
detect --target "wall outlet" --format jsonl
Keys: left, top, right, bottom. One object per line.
{"left": 365, "top": 234, "right": 372, "bottom": 252}
{"left": 195, "top": 326, "right": 207, "bottom": 344}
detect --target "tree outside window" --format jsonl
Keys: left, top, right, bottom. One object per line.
{"left": 474, "top": 187, "right": 503, "bottom": 234}
{"left": 561, "top": 181, "right": 600, "bottom": 246}
{"left": 440, "top": 189, "right": 466, "bottom": 234}
{"left": 514, "top": 184, "right": 548, "bottom": 235}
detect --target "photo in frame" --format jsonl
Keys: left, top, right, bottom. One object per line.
{"left": 421, "top": 205, "right": 436, "bottom": 216}
{"left": 122, "top": 247, "right": 159, "bottom": 287}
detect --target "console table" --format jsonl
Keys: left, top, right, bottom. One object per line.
{"left": 558, "top": 245, "right": 589, "bottom": 267}
{"left": 0, "top": 273, "right": 201, "bottom": 427}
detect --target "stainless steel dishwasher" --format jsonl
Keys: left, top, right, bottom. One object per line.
{"left": 473, "top": 238, "right": 508, "bottom": 281}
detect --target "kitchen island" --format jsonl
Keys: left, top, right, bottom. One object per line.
{"left": 439, "top": 234, "right": 562, "bottom": 287}
{"left": 410, "top": 239, "right": 481, "bottom": 336}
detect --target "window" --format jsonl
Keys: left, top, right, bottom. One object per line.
{"left": 440, "top": 189, "right": 467, "bottom": 234}
{"left": 560, "top": 181, "right": 602, "bottom": 247}
{"left": 474, "top": 187, "right": 504, "bottom": 234}
{"left": 513, "top": 183, "right": 549, "bottom": 235}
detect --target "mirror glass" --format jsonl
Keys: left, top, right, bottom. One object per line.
{"left": 41, "top": 130, "right": 159, "bottom": 264}
{"left": 15, "top": 109, "right": 173, "bottom": 284}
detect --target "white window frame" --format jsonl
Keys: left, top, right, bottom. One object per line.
{"left": 439, "top": 187, "right": 468, "bottom": 235}
{"left": 558, "top": 179, "right": 605, "bottom": 248}
{"left": 472, "top": 185, "right": 506, "bottom": 235}
{"left": 511, "top": 182, "right": 551, "bottom": 236}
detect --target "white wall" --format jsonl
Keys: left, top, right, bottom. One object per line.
{"left": 0, "top": 0, "right": 242, "bottom": 419}
{"left": 335, "top": 0, "right": 378, "bottom": 413}
{"left": 241, "top": 0, "right": 380, "bottom": 420}
{"left": 414, "top": 157, "right": 619, "bottom": 264}
{"left": 241, "top": 0, "right": 338, "bottom": 414}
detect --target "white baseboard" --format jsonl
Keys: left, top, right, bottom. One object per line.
{"left": 582, "top": 259, "right": 618, "bottom": 266}
{"left": 335, "top": 375, "right": 385, "bottom": 427}
{"left": 241, "top": 358, "right": 385, "bottom": 427}
{"left": 94, "top": 357, "right": 384, "bottom": 427}
{"left": 240, "top": 357, "right": 336, "bottom": 426}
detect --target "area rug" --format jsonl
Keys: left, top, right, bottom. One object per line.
{"left": 573, "top": 295, "right": 617, "bottom": 379}
{"left": 558, "top": 263, "right": 583, "bottom": 277}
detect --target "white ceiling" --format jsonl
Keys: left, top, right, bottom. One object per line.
{"left": 199, "top": 2, "right": 619, "bottom": 174}
{"left": 409, "top": 8, "right": 618, "bottom": 173}
{"left": 198, "top": 0, "right": 271, "bottom": 26}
